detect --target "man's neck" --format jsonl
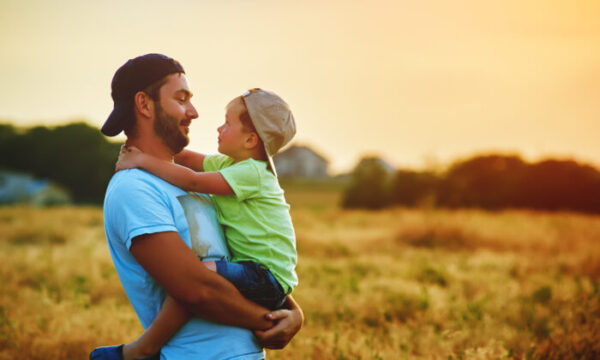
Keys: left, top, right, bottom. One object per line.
{"left": 126, "top": 135, "right": 173, "bottom": 162}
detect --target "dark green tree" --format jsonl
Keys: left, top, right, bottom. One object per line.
{"left": 0, "top": 121, "right": 123, "bottom": 204}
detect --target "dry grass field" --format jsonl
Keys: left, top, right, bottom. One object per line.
{"left": 1, "top": 184, "right": 599, "bottom": 359}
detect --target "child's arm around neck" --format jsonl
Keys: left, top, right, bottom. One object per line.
{"left": 116, "top": 146, "right": 234, "bottom": 195}
{"left": 174, "top": 149, "right": 206, "bottom": 172}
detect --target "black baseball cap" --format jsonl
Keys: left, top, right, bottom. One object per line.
{"left": 101, "top": 53, "right": 185, "bottom": 136}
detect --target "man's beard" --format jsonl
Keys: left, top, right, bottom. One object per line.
{"left": 153, "top": 103, "right": 189, "bottom": 154}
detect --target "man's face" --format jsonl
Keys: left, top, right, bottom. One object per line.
{"left": 153, "top": 73, "right": 198, "bottom": 154}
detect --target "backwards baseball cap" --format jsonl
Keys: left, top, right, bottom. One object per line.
{"left": 101, "top": 53, "right": 185, "bottom": 137}
{"left": 241, "top": 88, "right": 296, "bottom": 176}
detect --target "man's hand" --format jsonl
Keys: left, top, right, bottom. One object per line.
{"left": 116, "top": 145, "right": 144, "bottom": 171}
{"left": 254, "top": 303, "right": 304, "bottom": 349}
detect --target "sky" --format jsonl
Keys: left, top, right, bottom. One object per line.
{"left": 1, "top": 0, "right": 599, "bottom": 174}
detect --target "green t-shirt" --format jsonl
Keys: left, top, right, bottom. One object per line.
{"left": 203, "top": 154, "right": 298, "bottom": 293}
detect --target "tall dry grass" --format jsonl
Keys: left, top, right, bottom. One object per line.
{"left": 0, "top": 206, "right": 140, "bottom": 359}
{"left": 1, "top": 199, "right": 599, "bottom": 359}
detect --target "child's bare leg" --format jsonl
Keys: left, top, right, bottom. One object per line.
{"left": 122, "top": 295, "right": 191, "bottom": 360}
{"left": 203, "top": 261, "right": 217, "bottom": 272}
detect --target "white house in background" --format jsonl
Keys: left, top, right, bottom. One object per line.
{"left": 0, "top": 170, "right": 72, "bottom": 206}
{"left": 274, "top": 145, "right": 329, "bottom": 178}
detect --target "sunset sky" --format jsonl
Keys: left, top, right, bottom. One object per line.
{"left": 1, "top": 0, "right": 599, "bottom": 173}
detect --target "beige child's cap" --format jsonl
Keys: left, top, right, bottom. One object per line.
{"left": 242, "top": 88, "right": 296, "bottom": 176}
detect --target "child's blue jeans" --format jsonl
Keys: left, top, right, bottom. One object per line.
{"left": 215, "top": 260, "right": 286, "bottom": 310}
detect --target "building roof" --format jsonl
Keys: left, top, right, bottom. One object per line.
{"left": 275, "top": 144, "right": 329, "bottom": 163}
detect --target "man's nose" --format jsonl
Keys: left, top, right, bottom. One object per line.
{"left": 187, "top": 103, "right": 198, "bottom": 119}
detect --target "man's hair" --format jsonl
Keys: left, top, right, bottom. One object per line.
{"left": 123, "top": 75, "right": 172, "bottom": 137}
{"left": 143, "top": 75, "right": 171, "bottom": 101}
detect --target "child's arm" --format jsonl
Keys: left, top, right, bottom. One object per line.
{"left": 122, "top": 296, "right": 190, "bottom": 360}
{"left": 174, "top": 149, "right": 206, "bottom": 172}
{"left": 117, "top": 146, "right": 234, "bottom": 195}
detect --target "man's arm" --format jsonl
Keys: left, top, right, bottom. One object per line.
{"left": 174, "top": 149, "right": 206, "bottom": 172}
{"left": 130, "top": 231, "right": 272, "bottom": 330}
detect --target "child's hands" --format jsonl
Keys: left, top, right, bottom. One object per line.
{"left": 116, "top": 145, "right": 144, "bottom": 171}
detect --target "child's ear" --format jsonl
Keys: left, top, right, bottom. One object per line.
{"left": 244, "top": 132, "right": 259, "bottom": 149}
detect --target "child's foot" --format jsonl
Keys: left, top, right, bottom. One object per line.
{"left": 89, "top": 344, "right": 124, "bottom": 360}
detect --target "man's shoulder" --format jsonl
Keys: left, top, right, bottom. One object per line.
{"left": 103, "top": 169, "right": 186, "bottom": 247}
{"left": 108, "top": 169, "right": 172, "bottom": 191}
{"left": 109, "top": 168, "right": 158, "bottom": 185}
{"left": 105, "top": 169, "right": 182, "bottom": 207}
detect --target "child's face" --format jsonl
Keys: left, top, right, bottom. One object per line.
{"left": 218, "top": 100, "right": 250, "bottom": 158}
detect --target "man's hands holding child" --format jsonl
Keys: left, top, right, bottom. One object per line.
{"left": 255, "top": 307, "right": 303, "bottom": 349}
{"left": 116, "top": 145, "right": 144, "bottom": 172}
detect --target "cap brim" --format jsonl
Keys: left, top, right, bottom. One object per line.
{"left": 101, "top": 103, "right": 130, "bottom": 137}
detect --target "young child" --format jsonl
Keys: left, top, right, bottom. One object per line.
{"left": 115, "top": 88, "right": 298, "bottom": 360}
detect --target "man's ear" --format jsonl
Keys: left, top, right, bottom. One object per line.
{"left": 244, "top": 132, "right": 260, "bottom": 150}
{"left": 133, "top": 91, "right": 154, "bottom": 119}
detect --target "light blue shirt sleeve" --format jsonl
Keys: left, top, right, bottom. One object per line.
{"left": 104, "top": 170, "right": 178, "bottom": 250}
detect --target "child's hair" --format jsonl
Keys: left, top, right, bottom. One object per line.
{"left": 228, "top": 96, "right": 257, "bottom": 134}
{"left": 239, "top": 106, "right": 257, "bottom": 134}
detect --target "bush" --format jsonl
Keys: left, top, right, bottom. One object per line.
{"left": 343, "top": 152, "right": 600, "bottom": 214}
{"left": 392, "top": 170, "right": 438, "bottom": 206}
{"left": 341, "top": 156, "right": 393, "bottom": 209}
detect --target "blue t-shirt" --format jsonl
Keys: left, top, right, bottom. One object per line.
{"left": 103, "top": 169, "right": 264, "bottom": 360}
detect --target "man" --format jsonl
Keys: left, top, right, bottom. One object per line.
{"left": 91, "top": 54, "right": 303, "bottom": 359}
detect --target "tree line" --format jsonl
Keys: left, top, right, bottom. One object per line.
{"left": 0, "top": 122, "right": 122, "bottom": 204}
{"left": 342, "top": 154, "right": 600, "bottom": 214}
{"left": 2, "top": 121, "right": 599, "bottom": 213}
